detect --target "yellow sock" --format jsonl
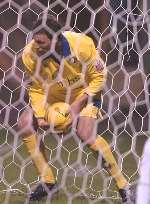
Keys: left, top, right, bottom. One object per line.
{"left": 23, "top": 133, "right": 55, "bottom": 184}
{"left": 91, "top": 135, "right": 127, "bottom": 189}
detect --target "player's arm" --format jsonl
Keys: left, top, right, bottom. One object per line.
{"left": 22, "top": 38, "right": 50, "bottom": 125}
{"left": 22, "top": 40, "right": 38, "bottom": 74}
{"left": 81, "top": 38, "right": 106, "bottom": 97}
{"left": 70, "top": 37, "right": 106, "bottom": 115}
{"left": 28, "top": 85, "right": 47, "bottom": 121}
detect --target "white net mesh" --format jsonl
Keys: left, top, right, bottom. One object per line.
{"left": 0, "top": 0, "right": 149, "bottom": 203}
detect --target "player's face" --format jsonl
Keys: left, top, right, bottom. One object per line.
{"left": 33, "top": 32, "right": 62, "bottom": 63}
{"left": 33, "top": 32, "right": 51, "bottom": 56}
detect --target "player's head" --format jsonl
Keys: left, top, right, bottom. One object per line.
{"left": 32, "top": 14, "right": 63, "bottom": 57}
{"left": 33, "top": 14, "right": 62, "bottom": 39}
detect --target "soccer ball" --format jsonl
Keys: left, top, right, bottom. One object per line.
{"left": 45, "top": 102, "right": 71, "bottom": 130}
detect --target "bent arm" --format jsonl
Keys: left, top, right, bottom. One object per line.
{"left": 28, "top": 85, "right": 47, "bottom": 119}
{"left": 22, "top": 40, "right": 38, "bottom": 74}
{"left": 71, "top": 36, "right": 106, "bottom": 112}
{"left": 22, "top": 40, "right": 47, "bottom": 119}
{"left": 83, "top": 63, "right": 106, "bottom": 96}
{"left": 77, "top": 36, "right": 107, "bottom": 97}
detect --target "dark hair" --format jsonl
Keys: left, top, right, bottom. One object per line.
{"left": 32, "top": 14, "right": 63, "bottom": 39}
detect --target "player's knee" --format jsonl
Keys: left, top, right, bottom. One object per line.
{"left": 76, "top": 127, "right": 84, "bottom": 139}
{"left": 18, "top": 116, "right": 28, "bottom": 129}
{"left": 77, "top": 117, "right": 96, "bottom": 145}
{"left": 77, "top": 127, "right": 95, "bottom": 145}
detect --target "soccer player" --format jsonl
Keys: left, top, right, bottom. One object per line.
{"left": 18, "top": 14, "right": 135, "bottom": 203}
{"left": 136, "top": 138, "right": 150, "bottom": 204}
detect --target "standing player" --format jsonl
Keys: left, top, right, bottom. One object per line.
{"left": 18, "top": 14, "right": 135, "bottom": 203}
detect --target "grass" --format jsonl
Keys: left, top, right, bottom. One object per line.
{"left": 0, "top": 128, "right": 147, "bottom": 204}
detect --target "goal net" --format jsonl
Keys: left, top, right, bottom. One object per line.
{"left": 0, "top": 0, "right": 149, "bottom": 203}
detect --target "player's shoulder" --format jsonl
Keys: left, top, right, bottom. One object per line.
{"left": 63, "top": 31, "right": 93, "bottom": 45}
{"left": 22, "top": 40, "right": 37, "bottom": 73}
{"left": 22, "top": 40, "right": 36, "bottom": 62}
{"left": 63, "top": 31, "right": 96, "bottom": 62}
{"left": 23, "top": 40, "right": 35, "bottom": 53}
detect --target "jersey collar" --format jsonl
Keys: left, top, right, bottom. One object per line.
{"left": 60, "top": 35, "right": 71, "bottom": 57}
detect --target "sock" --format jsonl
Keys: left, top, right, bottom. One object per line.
{"left": 90, "top": 135, "right": 127, "bottom": 189}
{"left": 23, "top": 133, "right": 55, "bottom": 184}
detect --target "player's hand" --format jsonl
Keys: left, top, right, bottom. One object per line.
{"left": 69, "top": 102, "right": 80, "bottom": 122}
{"left": 69, "top": 93, "right": 89, "bottom": 124}
{"left": 37, "top": 118, "right": 49, "bottom": 127}
{"left": 94, "top": 57, "right": 105, "bottom": 72}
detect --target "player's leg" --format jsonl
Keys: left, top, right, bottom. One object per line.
{"left": 18, "top": 108, "right": 57, "bottom": 200}
{"left": 77, "top": 116, "right": 127, "bottom": 189}
{"left": 76, "top": 105, "right": 135, "bottom": 203}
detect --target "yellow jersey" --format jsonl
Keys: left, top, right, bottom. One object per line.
{"left": 22, "top": 31, "right": 106, "bottom": 118}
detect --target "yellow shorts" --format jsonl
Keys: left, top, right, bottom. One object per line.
{"left": 80, "top": 103, "right": 102, "bottom": 119}
{"left": 44, "top": 102, "right": 102, "bottom": 133}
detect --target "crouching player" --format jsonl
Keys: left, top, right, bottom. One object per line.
{"left": 18, "top": 14, "right": 135, "bottom": 203}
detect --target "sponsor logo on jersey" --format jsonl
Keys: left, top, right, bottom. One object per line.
{"left": 57, "top": 75, "right": 80, "bottom": 87}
